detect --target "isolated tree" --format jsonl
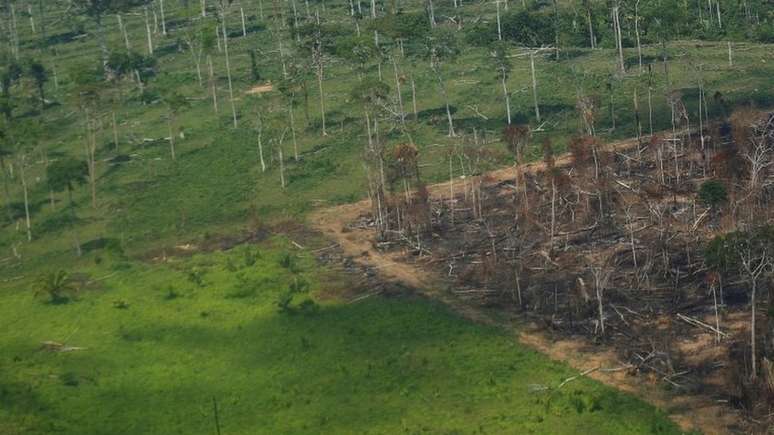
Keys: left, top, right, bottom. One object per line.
{"left": 1, "top": 60, "right": 23, "bottom": 100}
{"left": 423, "top": 28, "right": 459, "bottom": 137}
{"left": 162, "top": 91, "right": 190, "bottom": 160}
{"left": 0, "top": 132, "right": 13, "bottom": 221}
{"left": 491, "top": 41, "right": 513, "bottom": 124}
{"left": 503, "top": 124, "right": 531, "bottom": 211}
{"left": 352, "top": 78, "right": 392, "bottom": 227}
{"left": 35, "top": 270, "right": 77, "bottom": 304}
{"left": 310, "top": 12, "right": 327, "bottom": 135}
{"left": 284, "top": 55, "right": 312, "bottom": 125}
{"left": 8, "top": 121, "right": 42, "bottom": 242}
{"left": 707, "top": 227, "right": 774, "bottom": 379}
{"left": 576, "top": 94, "right": 600, "bottom": 136}
{"left": 610, "top": 0, "right": 625, "bottom": 73}
{"left": 69, "top": 62, "right": 106, "bottom": 209}
{"left": 352, "top": 78, "right": 390, "bottom": 146}
{"left": 28, "top": 60, "right": 48, "bottom": 105}
{"left": 294, "top": 10, "right": 332, "bottom": 136}
{"left": 47, "top": 157, "right": 89, "bottom": 257}
{"left": 391, "top": 142, "right": 430, "bottom": 234}
{"left": 590, "top": 262, "right": 612, "bottom": 336}
{"left": 214, "top": 0, "right": 238, "bottom": 127}
{"left": 737, "top": 113, "right": 774, "bottom": 192}
{"left": 107, "top": 50, "right": 156, "bottom": 91}
{"left": 17, "top": 152, "right": 32, "bottom": 242}
{"left": 73, "top": 0, "right": 146, "bottom": 72}
{"left": 182, "top": 13, "right": 217, "bottom": 88}
{"left": 336, "top": 35, "right": 377, "bottom": 81}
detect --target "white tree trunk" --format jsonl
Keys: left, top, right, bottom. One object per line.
{"left": 20, "top": 156, "right": 31, "bottom": 242}
{"left": 530, "top": 52, "right": 541, "bottom": 122}
{"left": 289, "top": 103, "right": 298, "bottom": 160}
{"left": 159, "top": 0, "right": 167, "bottom": 35}
{"left": 392, "top": 57, "right": 405, "bottom": 125}
{"left": 191, "top": 47, "right": 203, "bottom": 87}
{"left": 222, "top": 23, "right": 238, "bottom": 127}
{"left": 316, "top": 57, "right": 327, "bottom": 136}
{"left": 435, "top": 71, "right": 455, "bottom": 136}
{"left": 112, "top": 111, "right": 119, "bottom": 152}
{"left": 27, "top": 4, "right": 36, "bottom": 33}
{"left": 496, "top": 1, "right": 502, "bottom": 41}
{"left": 168, "top": 116, "right": 176, "bottom": 160}
{"left": 208, "top": 55, "right": 218, "bottom": 113}
{"left": 240, "top": 6, "right": 247, "bottom": 36}
{"left": 411, "top": 76, "right": 418, "bottom": 121}
{"left": 279, "top": 145, "right": 286, "bottom": 188}
{"left": 635, "top": 0, "right": 642, "bottom": 73}
{"left": 257, "top": 123, "right": 266, "bottom": 172}
{"left": 752, "top": 279, "right": 758, "bottom": 379}
{"left": 117, "top": 14, "right": 131, "bottom": 50}
{"left": 144, "top": 6, "right": 154, "bottom": 55}
{"left": 612, "top": 5, "right": 625, "bottom": 73}
{"left": 501, "top": 69, "right": 511, "bottom": 124}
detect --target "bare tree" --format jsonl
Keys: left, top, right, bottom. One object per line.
{"left": 737, "top": 243, "right": 770, "bottom": 380}
{"left": 590, "top": 262, "right": 612, "bottom": 336}
{"left": 611, "top": 1, "right": 625, "bottom": 74}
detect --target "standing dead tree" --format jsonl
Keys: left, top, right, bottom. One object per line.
{"left": 707, "top": 227, "right": 774, "bottom": 380}
{"left": 589, "top": 258, "right": 613, "bottom": 336}
{"left": 503, "top": 124, "right": 531, "bottom": 217}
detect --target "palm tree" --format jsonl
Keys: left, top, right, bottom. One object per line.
{"left": 35, "top": 270, "right": 76, "bottom": 304}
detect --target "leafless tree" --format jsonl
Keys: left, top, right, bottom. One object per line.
{"left": 737, "top": 242, "right": 770, "bottom": 380}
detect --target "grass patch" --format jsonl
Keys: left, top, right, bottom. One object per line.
{"left": 0, "top": 240, "right": 683, "bottom": 435}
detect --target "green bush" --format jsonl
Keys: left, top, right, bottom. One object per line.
{"left": 698, "top": 180, "right": 727, "bottom": 206}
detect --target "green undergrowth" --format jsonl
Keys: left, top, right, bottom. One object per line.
{"left": 0, "top": 238, "right": 686, "bottom": 435}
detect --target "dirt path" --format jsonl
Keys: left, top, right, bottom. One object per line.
{"left": 309, "top": 134, "right": 742, "bottom": 435}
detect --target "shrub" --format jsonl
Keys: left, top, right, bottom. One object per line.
{"left": 243, "top": 247, "right": 260, "bottom": 267}
{"left": 186, "top": 267, "right": 206, "bottom": 287}
{"left": 289, "top": 277, "right": 309, "bottom": 293}
{"left": 279, "top": 252, "right": 296, "bottom": 270}
{"left": 61, "top": 372, "right": 79, "bottom": 387}
{"left": 163, "top": 287, "right": 180, "bottom": 300}
{"left": 276, "top": 291, "right": 293, "bottom": 313}
{"left": 698, "top": 180, "right": 728, "bottom": 206}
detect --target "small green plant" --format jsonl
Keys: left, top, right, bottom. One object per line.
{"left": 698, "top": 180, "right": 728, "bottom": 207}
{"left": 34, "top": 270, "right": 76, "bottom": 304}
{"left": 163, "top": 287, "right": 180, "bottom": 300}
{"left": 276, "top": 291, "right": 293, "bottom": 313}
{"left": 186, "top": 267, "right": 206, "bottom": 287}
{"left": 278, "top": 252, "right": 294, "bottom": 269}
{"left": 289, "top": 277, "right": 309, "bottom": 293}
{"left": 224, "top": 257, "right": 238, "bottom": 272}
{"left": 226, "top": 272, "right": 260, "bottom": 299}
{"left": 296, "top": 299, "right": 319, "bottom": 316}
{"left": 113, "top": 300, "right": 130, "bottom": 309}
{"left": 60, "top": 372, "right": 79, "bottom": 387}
{"left": 278, "top": 252, "right": 302, "bottom": 273}
{"left": 243, "top": 247, "right": 260, "bottom": 267}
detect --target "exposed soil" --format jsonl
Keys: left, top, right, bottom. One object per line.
{"left": 245, "top": 83, "right": 274, "bottom": 95}
{"left": 308, "top": 124, "right": 774, "bottom": 434}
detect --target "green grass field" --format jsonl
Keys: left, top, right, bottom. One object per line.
{"left": 0, "top": 238, "right": 685, "bottom": 435}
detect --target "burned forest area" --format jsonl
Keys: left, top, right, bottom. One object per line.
{"left": 353, "top": 110, "right": 774, "bottom": 431}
